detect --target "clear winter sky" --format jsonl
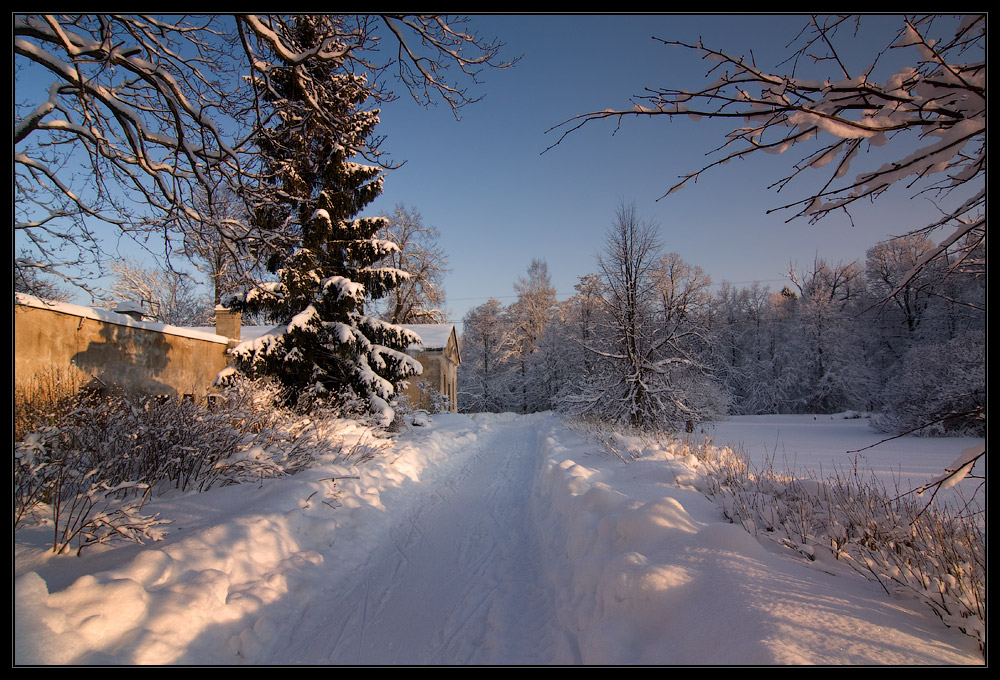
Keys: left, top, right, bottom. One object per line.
{"left": 32, "top": 14, "right": 947, "bottom": 329}
{"left": 362, "top": 14, "right": 945, "bottom": 328}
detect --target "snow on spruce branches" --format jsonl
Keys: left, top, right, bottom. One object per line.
{"left": 227, "top": 16, "right": 421, "bottom": 418}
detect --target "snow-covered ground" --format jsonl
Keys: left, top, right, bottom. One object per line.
{"left": 14, "top": 413, "right": 983, "bottom": 665}
{"left": 705, "top": 414, "right": 985, "bottom": 515}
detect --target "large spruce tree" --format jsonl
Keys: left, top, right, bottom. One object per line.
{"left": 231, "top": 16, "right": 420, "bottom": 418}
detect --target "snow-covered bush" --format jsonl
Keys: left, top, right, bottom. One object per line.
{"left": 14, "top": 376, "right": 382, "bottom": 555}
{"left": 567, "top": 418, "right": 663, "bottom": 464}
{"left": 694, "top": 443, "right": 985, "bottom": 652}
{"left": 378, "top": 389, "right": 439, "bottom": 432}
{"left": 413, "top": 379, "right": 451, "bottom": 414}
{"left": 14, "top": 420, "right": 168, "bottom": 556}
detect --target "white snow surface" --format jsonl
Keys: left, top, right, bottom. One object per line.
{"left": 705, "top": 414, "right": 985, "bottom": 513}
{"left": 14, "top": 413, "right": 982, "bottom": 666}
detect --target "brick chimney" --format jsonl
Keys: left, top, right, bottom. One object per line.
{"left": 215, "top": 306, "right": 241, "bottom": 344}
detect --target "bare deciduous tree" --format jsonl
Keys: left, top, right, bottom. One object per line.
{"left": 14, "top": 250, "right": 72, "bottom": 302}
{"left": 178, "top": 185, "right": 260, "bottom": 309}
{"left": 563, "top": 202, "right": 725, "bottom": 429}
{"left": 101, "top": 258, "right": 210, "bottom": 327}
{"left": 374, "top": 204, "right": 450, "bottom": 324}
{"left": 14, "top": 14, "right": 514, "bottom": 295}
{"left": 459, "top": 298, "right": 516, "bottom": 413}
{"left": 651, "top": 252, "right": 712, "bottom": 326}
{"left": 510, "top": 259, "right": 557, "bottom": 413}
{"left": 866, "top": 234, "right": 941, "bottom": 334}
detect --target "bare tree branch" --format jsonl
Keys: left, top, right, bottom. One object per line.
{"left": 545, "top": 15, "right": 985, "bottom": 295}
{"left": 15, "top": 14, "right": 514, "bottom": 294}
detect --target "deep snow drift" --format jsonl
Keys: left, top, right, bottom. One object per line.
{"left": 14, "top": 413, "right": 983, "bottom": 665}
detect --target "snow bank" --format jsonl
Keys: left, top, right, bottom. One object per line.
{"left": 531, "top": 420, "right": 982, "bottom": 665}
{"left": 14, "top": 413, "right": 982, "bottom": 665}
{"left": 14, "top": 417, "right": 483, "bottom": 665}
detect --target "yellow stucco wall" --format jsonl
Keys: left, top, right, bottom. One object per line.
{"left": 15, "top": 299, "right": 460, "bottom": 411}
{"left": 14, "top": 300, "right": 231, "bottom": 399}
{"left": 401, "top": 350, "right": 459, "bottom": 412}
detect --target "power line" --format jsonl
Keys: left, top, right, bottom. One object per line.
{"left": 447, "top": 278, "right": 790, "bottom": 305}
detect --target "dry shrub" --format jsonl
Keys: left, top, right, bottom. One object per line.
{"left": 14, "top": 376, "right": 386, "bottom": 555}
{"left": 694, "top": 441, "right": 985, "bottom": 654}
{"left": 14, "top": 366, "right": 88, "bottom": 442}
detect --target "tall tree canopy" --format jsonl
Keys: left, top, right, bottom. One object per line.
{"left": 561, "top": 203, "right": 725, "bottom": 430}
{"left": 14, "top": 14, "right": 513, "bottom": 297}
{"left": 226, "top": 16, "right": 419, "bottom": 417}
{"left": 373, "top": 204, "right": 450, "bottom": 325}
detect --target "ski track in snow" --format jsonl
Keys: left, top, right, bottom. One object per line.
{"left": 270, "top": 416, "right": 563, "bottom": 664}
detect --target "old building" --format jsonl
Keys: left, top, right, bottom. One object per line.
{"left": 398, "top": 324, "right": 461, "bottom": 412}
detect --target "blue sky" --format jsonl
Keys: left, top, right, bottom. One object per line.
{"left": 24, "top": 15, "right": 957, "bottom": 328}
{"left": 363, "top": 14, "right": 946, "bottom": 326}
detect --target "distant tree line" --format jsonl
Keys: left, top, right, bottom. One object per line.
{"left": 459, "top": 203, "right": 984, "bottom": 437}
{"left": 531, "top": 15, "right": 983, "bottom": 437}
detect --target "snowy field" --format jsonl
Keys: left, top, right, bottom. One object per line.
{"left": 704, "top": 414, "right": 985, "bottom": 515}
{"left": 14, "top": 413, "right": 983, "bottom": 665}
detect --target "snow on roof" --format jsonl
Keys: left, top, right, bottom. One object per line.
{"left": 191, "top": 319, "right": 455, "bottom": 352}
{"left": 16, "top": 295, "right": 448, "bottom": 352}
{"left": 187, "top": 324, "right": 283, "bottom": 343}
{"left": 113, "top": 300, "right": 147, "bottom": 315}
{"left": 400, "top": 324, "right": 455, "bottom": 351}
{"left": 16, "top": 293, "right": 230, "bottom": 345}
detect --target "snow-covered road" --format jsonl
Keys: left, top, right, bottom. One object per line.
{"left": 15, "top": 412, "right": 983, "bottom": 665}
{"left": 269, "top": 415, "right": 567, "bottom": 664}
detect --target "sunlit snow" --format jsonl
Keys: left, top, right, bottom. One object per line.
{"left": 14, "top": 413, "right": 982, "bottom": 665}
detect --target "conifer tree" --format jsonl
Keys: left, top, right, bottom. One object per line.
{"left": 230, "top": 16, "right": 421, "bottom": 418}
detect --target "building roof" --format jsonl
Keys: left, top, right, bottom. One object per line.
{"left": 400, "top": 324, "right": 455, "bottom": 351}
{"left": 16, "top": 293, "right": 229, "bottom": 344}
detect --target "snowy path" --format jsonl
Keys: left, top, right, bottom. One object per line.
{"left": 268, "top": 416, "right": 566, "bottom": 664}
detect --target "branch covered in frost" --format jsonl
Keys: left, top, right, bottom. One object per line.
{"left": 546, "top": 15, "right": 984, "bottom": 290}
{"left": 15, "top": 14, "right": 514, "bottom": 292}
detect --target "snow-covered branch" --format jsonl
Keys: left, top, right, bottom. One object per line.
{"left": 15, "top": 14, "right": 514, "bottom": 293}
{"left": 379, "top": 14, "right": 518, "bottom": 114}
{"left": 545, "top": 15, "right": 985, "bottom": 290}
